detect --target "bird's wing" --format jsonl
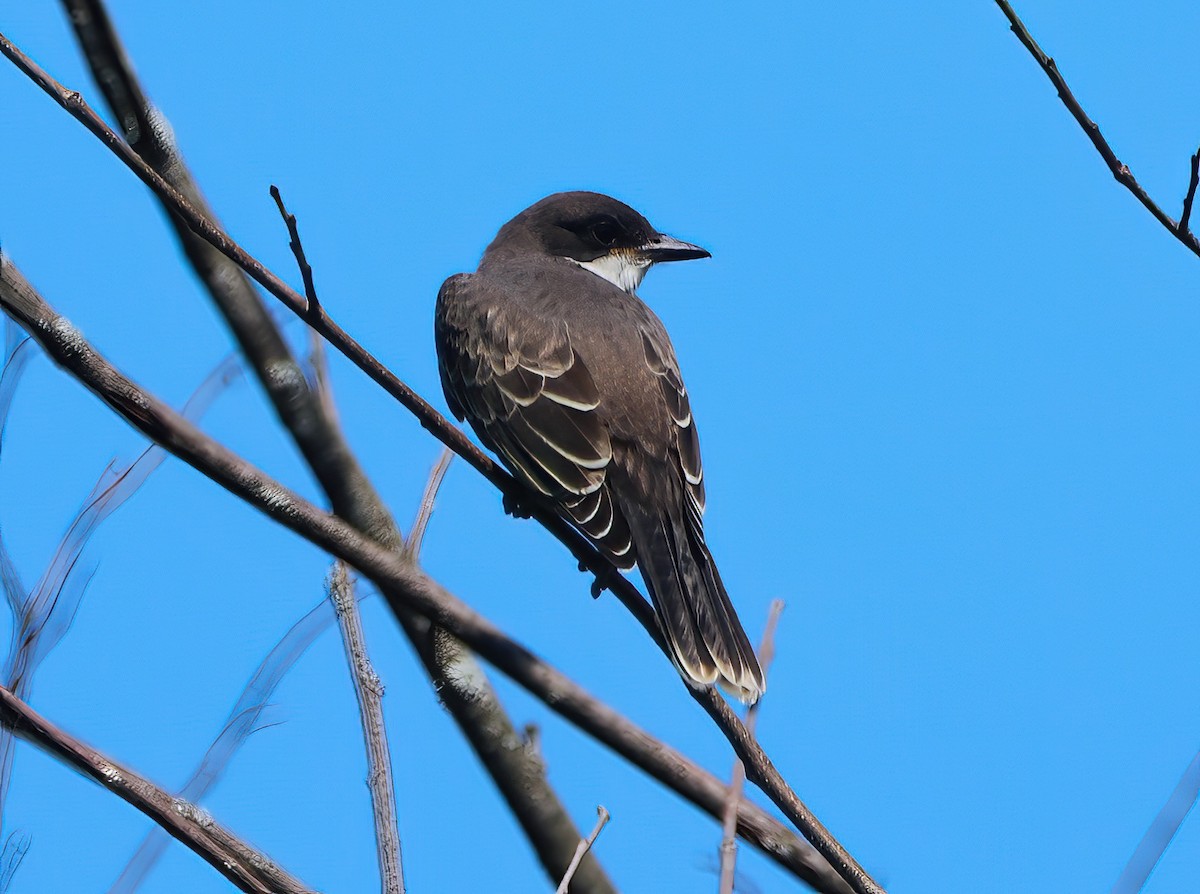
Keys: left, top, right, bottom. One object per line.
{"left": 638, "top": 326, "right": 706, "bottom": 518}
{"left": 435, "top": 274, "right": 635, "bottom": 567}
{"left": 623, "top": 321, "right": 765, "bottom": 701}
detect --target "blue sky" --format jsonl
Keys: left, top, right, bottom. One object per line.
{"left": 2, "top": 2, "right": 1199, "bottom": 892}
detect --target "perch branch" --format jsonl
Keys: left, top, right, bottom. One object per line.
{"left": 719, "top": 599, "right": 784, "bottom": 894}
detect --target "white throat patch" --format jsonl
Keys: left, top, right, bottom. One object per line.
{"left": 573, "top": 252, "right": 651, "bottom": 294}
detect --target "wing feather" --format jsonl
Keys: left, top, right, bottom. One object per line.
{"left": 436, "top": 273, "right": 634, "bottom": 565}
{"left": 640, "top": 329, "right": 706, "bottom": 512}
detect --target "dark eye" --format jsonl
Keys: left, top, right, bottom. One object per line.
{"left": 589, "top": 218, "right": 620, "bottom": 246}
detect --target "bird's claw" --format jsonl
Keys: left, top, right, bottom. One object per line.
{"left": 502, "top": 492, "right": 533, "bottom": 519}
{"left": 589, "top": 565, "right": 619, "bottom": 599}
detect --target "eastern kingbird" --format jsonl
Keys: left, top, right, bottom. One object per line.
{"left": 435, "top": 191, "right": 765, "bottom": 703}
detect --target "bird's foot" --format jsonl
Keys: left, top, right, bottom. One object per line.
{"left": 588, "top": 564, "right": 620, "bottom": 599}
{"left": 502, "top": 492, "right": 534, "bottom": 519}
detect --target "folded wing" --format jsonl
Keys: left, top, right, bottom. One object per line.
{"left": 435, "top": 274, "right": 634, "bottom": 567}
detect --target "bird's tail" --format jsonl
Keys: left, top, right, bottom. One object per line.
{"left": 630, "top": 504, "right": 766, "bottom": 704}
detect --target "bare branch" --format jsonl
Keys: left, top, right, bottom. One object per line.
{"left": 328, "top": 563, "right": 404, "bottom": 894}
{"left": 0, "top": 686, "right": 314, "bottom": 894}
{"left": 269, "top": 185, "right": 320, "bottom": 320}
{"left": 0, "top": 322, "right": 35, "bottom": 615}
{"left": 0, "top": 258, "right": 868, "bottom": 894}
{"left": 4, "top": 354, "right": 238, "bottom": 694}
{"left": 993, "top": 1, "right": 1200, "bottom": 258}
{"left": 267, "top": 184, "right": 336, "bottom": 417}
{"left": 1111, "top": 747, "right": 1200, "bottom": 894}
{"left": 557, "top": 807, "right": 610, "bottom": 894}
{"left": 407, "top": 449, "right": 453, "bottom": 559}
{"left": 720, "top": 600, "right": 785, "bottom": 894}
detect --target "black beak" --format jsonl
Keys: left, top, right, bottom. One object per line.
{"left": 639, "top": 233, "right": 711, "bottom": 263}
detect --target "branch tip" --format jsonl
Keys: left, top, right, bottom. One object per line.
{"left": 1178, "top": 147, "right": 1200, "bottom": 236}
{"left": 268, "top": 184, "right": 320, "bottom": 320}
{"left": 556, "top": 807, "right": 611, "bottom": 894}
{"left": 992, "top": 0, "right": 1200, "bottom": 258}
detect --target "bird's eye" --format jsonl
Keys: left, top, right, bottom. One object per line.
{"left": 589, "top": 219, "right": 620, "bottom": 247}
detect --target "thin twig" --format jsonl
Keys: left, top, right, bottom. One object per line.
{"left": 269, "top": 185, "right": 320, "bottom": 319}
{"left": 270, "top": 183, "right": 339, "bottom": 424}
{"left": 556, "top": 807, "right": 610, "bottom": 894}
{"left": 407, "top": 449, "right": 453, "bottom": 559}
{"left": 1110, "top": 747, "right": 1200, "bottom": 894}
{"left": 328, "top": 563, "right": 405, "bottom": 894}
{"left": 0, "top": 259, "right": 860, "bottom": 894}
{"left": 0, "top": 686, "right": 313, "bottom": 894}
{"left": 993, "top": 1, "right": 1200, "bottom": 259}
{"left": 307, "top": 324, "right": 337, "bottom": 425}
{"left": 719, "top": 600, "right": 784, "bottom": 894}
{"left": 1179, "top": 149, "right": 1200, "bottom": 237}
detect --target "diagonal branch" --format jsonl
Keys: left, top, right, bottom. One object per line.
{"left": 1110, "top": 746, "right": 1200, "bottom": 894}
{"left": 51, "top": 5, "right": 613, "bottom": 889}
{"left": 993, "top": 1, "right": 1200, "bottom": 259}
{"left": 406, "top": 450, "right": 453, "bottom": 560}
{"left": 557, "top": 807, "right": 610, "bottom": 894}
{"left": 0, "top": 259, "right": 860, "bottom": 894}
{"left": 720, "top": 600, "right": 785, "bottom": 894}
{"left": 0, "top": 686, "right": 313, "bottom": 894}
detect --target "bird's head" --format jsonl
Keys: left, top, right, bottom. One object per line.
{"left": 485, "top": 191, "right": 710, "bottom": 293}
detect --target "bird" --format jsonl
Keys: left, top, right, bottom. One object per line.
{"left": 434, "top": 191, "right": 765, "bottom": 703}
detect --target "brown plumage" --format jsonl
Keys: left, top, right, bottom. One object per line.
{"left": 434, "top": 191, "right": 765, "bottom": 703}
